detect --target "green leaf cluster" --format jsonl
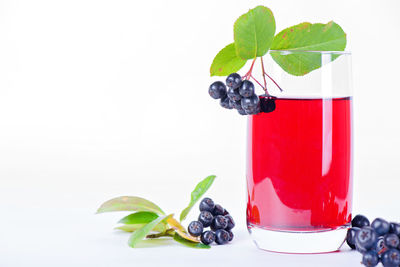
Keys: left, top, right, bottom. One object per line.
{"left": 210, "top": 6, "right": 347, "bottom": 77}
{"left": 96, "top": 175, "right": 216, "bottom": 249}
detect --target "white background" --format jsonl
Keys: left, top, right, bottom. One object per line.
{"left": 1, "top": 0, "right": 400, "bottom": 266}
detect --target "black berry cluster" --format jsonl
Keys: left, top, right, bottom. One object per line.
{"left": 187, "top": 198, "right": 235, "bottom": 245}
{"left": 208, "top": 73, "right": 276, "bottom": 115}
{"left": 347, "top": 214, "right": 400, "bottom": 267}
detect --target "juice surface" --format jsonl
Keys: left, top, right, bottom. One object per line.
{"left": 247, "top": 97, "right": 353, "bottom": 231}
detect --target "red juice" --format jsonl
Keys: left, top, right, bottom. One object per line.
{"left": 246, "top": 97, "right": 353, "bottom": 231}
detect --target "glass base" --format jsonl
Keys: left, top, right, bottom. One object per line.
{"left": 247, "top": 223, "right": 349, "bottom": 254}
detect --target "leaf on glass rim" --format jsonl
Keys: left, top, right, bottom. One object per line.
{"left": 270, "top": 21, "right": 346, "bottom": 76}
{"left": 128, "top": 214, "right": 172, "bottom": 248}
{"left": 167, "top": 217, "right": 200, "bottom": 243}
{"left": 118, "top": 211, "right": 159, "bottom": 224}
{"left": 96, "top": 196, "right": 165, "bottom": 215}
{"left": 173, "top": 233, "right": 210, "bottom": 249}
{"left": 210, "top": 43, "right": 247, "bottom": 77}
{"left": 115, "top": 223, "right": 167, "bottom": 233}
{"left": 234, "top": 5, "right": 276, "bottom": 60}
{"left": 179, "top": 175, "right": 216, "bottom": 221}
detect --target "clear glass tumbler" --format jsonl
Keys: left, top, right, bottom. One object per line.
{"left": 246, "top": 50, "right": 353, "bottom": 253}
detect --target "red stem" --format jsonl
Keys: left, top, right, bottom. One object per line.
{"left": 264, "top": 72, "right": 283, "bottom": 92}
{"left": 243, "top": 58, "right": 257, "bottom": 80}
{"left": 261, "top": 57, "right": 267, "bottom": 89}
{"left": 250, "top": 75, "right": 265, "bottom": 91}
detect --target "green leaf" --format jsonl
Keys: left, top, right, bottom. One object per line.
{"left": 118, "top": 211, "right": 159, "bottom": 224}
{"left": 115, "top": 223, "right": 167, "bottom": 233}
{"left": 173, "top": 233, "right": 210, "bottom": 249}
{"left": 179, "top": 175, "right": 216, "bottom": 221}
{"left": 128, "top": 214, "right": 172, "bottom": 248}
{"left": 234, "top": 5, "right": 276, "bottom": 60}
{"left": 96, "top": 196, "right": 165, "bottom": 215}
{"left": 270, "top": 21, "right": 346, "bottom": 76}
{"left": 210, "top": 43, "right": 247, "bottom": 77}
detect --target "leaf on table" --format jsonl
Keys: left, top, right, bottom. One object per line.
{"left": 128, "top": 214, "right": 172, "bottom": 248}
{"left": 270, "top": 21, "right": 346, "bottom": 76}
{"left": 173, "top": 233, "right": 210, "bottom": 249}
{"left": 234, "top": 5, "right": 276, "bottom": 60}
{"left": 179, "top": 175, "right": 216, "bottom": 221}
{"left": 115, "top": 223, "right": 167, "bottom": 233}
{"left": 96, "top": 196, "right": 165, "bottom": 215}
{"left": 210, "top": 43, "right": 247, "bottom": 77}
{"left": 118, "top": 211, "right": 159, "bottom": 224}
{"left": 167, "top": 217, "right": 200, "bottom": 243}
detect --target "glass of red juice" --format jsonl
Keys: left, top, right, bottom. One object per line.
{"left": 246, "top": 51, "right": 353, "bottom": 253}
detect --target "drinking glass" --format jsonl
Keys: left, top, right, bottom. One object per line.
{"left": 246, "top": 50, "right": 353, "bottom": 253}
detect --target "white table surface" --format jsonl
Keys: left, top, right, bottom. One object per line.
{"left": 1, "top": 186, "right": 365, "bottom": 267}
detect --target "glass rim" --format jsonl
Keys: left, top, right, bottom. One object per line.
{"left": 269, "top": 49, "right": 351, "bottom": 55}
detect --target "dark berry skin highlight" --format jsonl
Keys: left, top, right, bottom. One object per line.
{"left": 199, "top": 198, "right": 215, "bottom": 213}
{"left": 208, "top": 81, "right": 227, "bottom": 99}
{"left": 198, "top": 211, "right": 213, "bottom": 228}
{"left": 362, "top": 250, "right": 379, "bottom": 267}
{"left": 212, "top": 204, "right": 225, "bottom": 216}
{"left": 211, "top": 215, "right": 228, "bottom": 231}
{"left": 355, "top": 226, "right": 378, "bottom": 252}
{"left": 371, "top": 218, "right": 390, "bottom": 236}
{"left": 226, "top": 73, "right": 242, "bottom": 89}
{"left": 200, "top": 231, "right": 216, "bottom": 245}
{"left": 225, "top": 215, "right": 235, "bottom": 231}
{"left": 239, "top": 80, "right": 255, "bottom": 97}
{"left": 352, "top": 215, "right": 370, "bottom": 228}
{"left": 346, "top": 227, "right": 360, "bottom": 249}
{"left": 187, "top": 221, "right": 203, "bottom": 237}
{"left": 215, "top": 229, "right": 230, "bottom": 245}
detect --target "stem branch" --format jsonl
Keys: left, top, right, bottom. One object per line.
{"left": 264, "top": 72, "right": 283, "bottom": 92}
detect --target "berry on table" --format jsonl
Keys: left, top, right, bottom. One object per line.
{"left": 199, "top": 198, "right": 215, "bottom": 212}
{"left": 198, "top": 211, "right": 213, "bottom": 228}
{"left": 200, "top": 230, "right": 216, "bottom": 245}
{"left": 384, "top": 233, "right": 400, "bottom": 249}
{"left": 227, "top": 87, "right": 242, "bottom": 101}
{"left": 355, "top": 226, "right": 378, "bottom": 252}
{"left": 239, "top": 80, "right": 255, "bottom": 97}
{"left": 225, "top": 215, "right": 235, "bottom": 231}
{"left": 215, "top": 229, "right": 230, "bottom": 245}
{"left": 389, "top": 222, "right": 400, "bottom": 236}
{"left": 212, "top": 204, "right": 225, "bottom": 216}
{"left": 381, "top": 249, "right": 400, "bottom": 267}
{"left": 211, "top": 215, "right": 228, "bottom": 231}
{"left": 362, "top": 250, "right": 380, "bottom": 267}
{"left": 226, "top": 73, "right": 242, "bottom": 89}
{"left": 241, "top": 95, "right": 259, "bottom": 110}
{"left": 220, "top": 95, "right": 233, "bottom": 109}
{"left": 188, "top": 221, "right": 203, "bottom": 237}
{"left": 208, "top": 81, "right": 227, "bottom": 99}
{"left": 371, "top": 218, "right": 390, "bottom": 236}
{"left": 346, "top": 227, "right": 360, "bottom": 249}
{"left": 227, "top": 230, "right": 234, "bottom": 242}
{"left": 372, "top": 236, "right": 386, "bottom": 253}
{"left": 352, "top": 215, "right": 370, "bottom": 228}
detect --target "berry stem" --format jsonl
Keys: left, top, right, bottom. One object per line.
{"left": 264, "top": 72, "right": 283, "bottom": 92}
{"left": 146, "top": 229, "right": 175, "bottom": 239}
{"left": 260, "top": 57, "right": 267, "bottom": 89}
{"left": 243, "top": 58, "right": 257, "bottom": 80}
{"left": 250, "top": 75, "right": 266, "bottom": 92}
{"left": 260, "top": 57, "right": 270, "bottom": 95}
